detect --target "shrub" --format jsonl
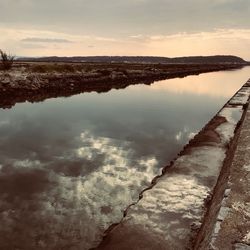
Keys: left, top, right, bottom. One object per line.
{"left": 0, "top": 50, "right": 15, "bottom": 70}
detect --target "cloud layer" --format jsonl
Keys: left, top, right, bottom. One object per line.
{"left": 0, "top": 25, "right": 250, "bottom": 59}
{"left": 1, "top": 0, "right": 250, "bottom": 35}
{"left": 0, "top": 0, "right": 249, "bottom": 58}
{"left": 0, "top": 0, "right": 250, "bottom": 59}
{"left": 21, "top": 37, "right": 73, "bottom": 43}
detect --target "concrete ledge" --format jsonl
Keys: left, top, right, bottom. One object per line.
{"left": 210, "top": 88, "right": 250, "bottom": 249}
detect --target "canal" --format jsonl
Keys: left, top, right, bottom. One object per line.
{"left": 0, "top": 67, "right": 249, "bottom": 249}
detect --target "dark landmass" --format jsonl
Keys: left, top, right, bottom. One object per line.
{"left": 17, "top": 55, "right": 248, "bottom": 64}
{"left": 0, "top": 62, "right": 245, "bottom": 109}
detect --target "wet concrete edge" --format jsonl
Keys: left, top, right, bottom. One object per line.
{"left": 193, "top": 86, "right": 250, "bottom": 249}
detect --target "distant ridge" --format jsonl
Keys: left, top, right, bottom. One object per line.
{"left": 17, "top": 55, "right": 247, "bottom": 64}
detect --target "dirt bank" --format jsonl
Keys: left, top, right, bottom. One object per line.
{"left": 0, "top": 62, "right": 244, "bottom": 109}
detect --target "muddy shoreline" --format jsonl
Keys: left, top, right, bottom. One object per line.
{"left": 0, "top": 63, "right": 244, "bottom": 109}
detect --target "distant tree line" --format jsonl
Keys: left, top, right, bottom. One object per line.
{"left": 17, "top": 55, "right": 247, "bottom": 64}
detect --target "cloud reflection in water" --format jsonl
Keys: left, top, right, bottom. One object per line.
{"left": 0, "top": 130, "right": 159, "bottom": 249}
{"left": 0, "top": 68, "right": 248, "bottom": 249}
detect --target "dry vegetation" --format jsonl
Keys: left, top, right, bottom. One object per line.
{"left": 0, "top": 50, "right": 15, "bottom": 70}
{"left": 22, "top": 61, "right": 224, "bottom": 74}
{"left": 26, "top": 63, "right": 77, "bottom": 73}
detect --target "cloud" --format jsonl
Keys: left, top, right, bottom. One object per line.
{"left": 21, "top": 37, "right": 73, "bottom": 43}
{"left": 175, "top": 128, "right": 197, "bottom": 142}
{"left": 20, "top": 43, "right": 46, "bottom": 49}
{"left": 95, "top": 37, "right": 118, "bottom": 42}
{"left": 141, "top": 29, "right": 250, "bottom": 60}
{"left": 0, "top": 24, "right": 250, "bottom": 59}
{"left": 0, "top": 127, "right": 160, "bottom": 249}
{"left": 0, "top": 0, "right": 250, "bottom": 38}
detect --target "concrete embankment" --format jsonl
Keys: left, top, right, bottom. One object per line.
{"left": 95, "top": 79, "right": 250, "bottom": 250}
{"left": 196, "top": 85, "right": 250, "bottom": 249}
{"left": 212, "top": 109, "right": 250, "bottom": 250}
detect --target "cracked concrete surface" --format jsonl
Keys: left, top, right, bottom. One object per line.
{"left": 212, "top": 88, "right": 250, "bottom": 249}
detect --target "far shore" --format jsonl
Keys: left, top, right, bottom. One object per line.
{"left": 0, "top": 61, "right": 246, "bottom": 108}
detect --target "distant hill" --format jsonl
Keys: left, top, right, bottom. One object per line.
{"left": 17, "top": 55, "right": 247, "bottom": 64}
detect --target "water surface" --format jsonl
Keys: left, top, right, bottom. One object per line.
{"left": 0, "top": 67, "right": 249, "bottom": 249}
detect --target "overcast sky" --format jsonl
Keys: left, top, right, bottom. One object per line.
{"left": 0, "top": 0, "right": 250, "bottom": 59}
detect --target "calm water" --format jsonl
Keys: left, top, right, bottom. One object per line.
{"left": 0, "top": 67, "right": 249, "bottom": 249}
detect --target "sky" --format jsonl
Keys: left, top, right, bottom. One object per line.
{"left": 0, "top": 0, "right": 250, "bottom": 59}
